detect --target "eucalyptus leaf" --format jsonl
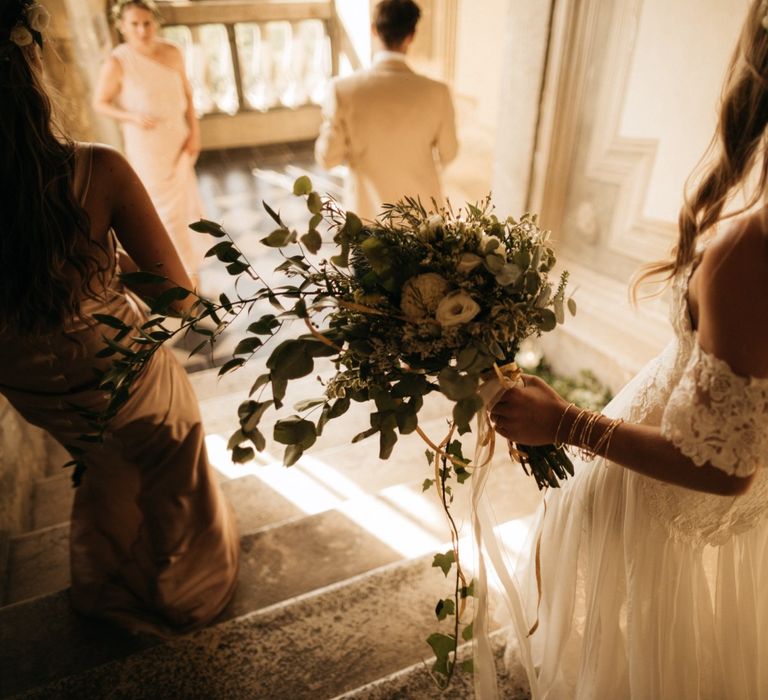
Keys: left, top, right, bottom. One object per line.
{"left": 553, "top": 298, "right": 565, "bottom": 324}
{"left": 453, "top": 395, "right": 483, "bottom": 433}
{"left": 284, "top": 443, "right": 304, "bottom": 466}
{"left": 92, "top": 314, "right": 128, "bottom": 330}
{"left": 248, "top": 316, "right": 279, "bottom": 335}
{"left": 262, "top": 200, "right": 284, "bottom": 227}
{"left": 234, "top": 337, "right": 262, "bottom": 355}
{"left": 272, "top": 375, "right": 288, "bottom": 408}
{"left": 274, "top": 415, "right": 317, "bottom": 449}
{"left": 438, "top": 367, "right": 478, "bottom": 401}
{"left": 262, "top": 228, "right": 292, "bottom": 248}
{"left": 150, "top": 287, "right": 190, "bottom": 314}
{"left": 232, "top": 445, "right": 255, "bottom": 463}
{"left": 189, "top": 219, "right": 226, "bottom": 237}
{"left": 538, "top": 308, "right": 557, "bottom": 332}
{"left": 249, "top": 373, "right": 271, "bottom": 397}
{"left": 218, "top": 357, "right": 245, "bottom": 376}
{"left": 293, "top": 175, "right": 313, "bottom": 196}
{"left": 352, "top": 427, "right": 378, "bottom": 443}
{"left": 227, "top": 261, "right": 250, "bottom": 275}
{"left": 306, "top": 191, "right": 322, "bottom": 214}
{"left": 266, "top": 339, "right": 314, "bottom": 380}
{"left": 294, "top": 397, "right": 326, "bottom": 412}
{"left": 300, "top": 229, "right": 322, "bottom": 254}
{"left": 379, "top": 428, "right": 397, "bottom": 459}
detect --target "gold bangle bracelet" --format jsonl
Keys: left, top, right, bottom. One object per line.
{"left": 554, "top": 402, "right": 575, "bottom": 448}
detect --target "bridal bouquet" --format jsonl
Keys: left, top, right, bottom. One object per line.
{"left": 90, "top": 177, "right": 575, "bottom": 686}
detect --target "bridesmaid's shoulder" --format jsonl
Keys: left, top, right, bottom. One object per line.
{"left": 155, "top": 38, "right": 184, "bottom": 67}
{"left": 77, "top": 143, "right": 133, "bottom": 184}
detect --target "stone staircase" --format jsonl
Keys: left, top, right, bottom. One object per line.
{"left": 0, "top": 360, "right": 538, "bottom": 699}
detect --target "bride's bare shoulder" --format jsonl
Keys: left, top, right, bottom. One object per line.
{"left": 696, "top": 209, "right": 768, "bottom": 377}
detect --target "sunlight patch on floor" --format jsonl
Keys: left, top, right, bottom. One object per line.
{"left": 207, "top": 433, "right": 536, "bottom": 566}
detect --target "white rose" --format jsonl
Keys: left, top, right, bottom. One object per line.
{"left": 27, "top": 4, "right": 51, "bottom": 32}
{"left": 435, "top": 290, "right": 481, "bottom": 327}
{"left": 479, "top": 233, "right": 507, "bottom": 256}
{"left": 416, "top": 215, "right": 444, "bottom": 242}
{"left": 456, "top": 252, "right": 483, "bottom": 274}
{"left": 416, "top": 222, "right": 433, "bottom": 241}
{"left": 427, "top": 214, "right": 444, "bottom": 232}
{"left": 400, "top": 273, "right": 450, "bottom": 319}
{"left": 10, "top": 24, "right": 33, "bottom": 46}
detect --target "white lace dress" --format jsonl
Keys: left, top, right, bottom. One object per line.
{"left": 512, "top": 268, "right": 768, "bottom": 699}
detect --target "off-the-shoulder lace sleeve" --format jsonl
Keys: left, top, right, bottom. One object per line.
{"left": 660, "top": 343, "right": 768, "bottom": 476}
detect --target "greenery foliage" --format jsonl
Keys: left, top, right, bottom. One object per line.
{"left": 80, "top": 177, "right": 578, "bottom": 686}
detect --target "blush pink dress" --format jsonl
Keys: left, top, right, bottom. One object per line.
{"left": 0, "top": 146, "right": 239, "bottom": 637}
{"left": 113, "top": 40, "right": 206, "bottom": 277}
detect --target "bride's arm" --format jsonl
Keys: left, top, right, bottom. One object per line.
{"left": 492, "top": 215, "right": 768, "bottom": 497}
{"left": 491, "top": 376, "right": 755, "bottom": 496}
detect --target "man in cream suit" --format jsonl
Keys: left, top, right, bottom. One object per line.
{"left": 315, "top": 0, "right": 458, "bottom": 220}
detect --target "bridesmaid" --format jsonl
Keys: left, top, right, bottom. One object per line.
{"left": 1, "top": 0, "right": 239, "bottom": 636}
{"left": 93, "top": 0, "right": 205, "bottom": 285}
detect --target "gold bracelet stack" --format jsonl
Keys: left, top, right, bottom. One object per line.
{"left": 560, "top": 405, "right": 624, "bottom": 462}
{"left": 554, "top": 402, "right": 575, "bottom": 448}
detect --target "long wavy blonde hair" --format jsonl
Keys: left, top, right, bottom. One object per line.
{"left": 636, "top": 0, "right": 768, "bottom": 290}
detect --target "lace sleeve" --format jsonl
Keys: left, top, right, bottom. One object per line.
{"left": 660, "top": 343, "right": 768, "bottom": 476}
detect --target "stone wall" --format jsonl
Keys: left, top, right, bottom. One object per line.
{"left": 44, "top": 0, "right": 121, "bottom": 146}
{"left": 0, "top": 399, "right": 62, "bottom": 534}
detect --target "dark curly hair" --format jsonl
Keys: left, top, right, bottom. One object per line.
{"left": 373, "top": 0, "right": 421, "bottom": 50}
{"left": 0, "top": 0, "right": 106, "bottom": 336}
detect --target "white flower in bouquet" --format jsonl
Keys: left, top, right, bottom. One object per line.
{"left": 27, "top": 4, "right": 50, "bottom": 32}
{"left": 479, "top": 232, "right": 507, "bottom": 256}
{"left": 417, "top": 214, "right": 444, "bottom": 241}
{"left": 10, "top": 24, "right": 33, "bottom": 46}
{"left": 456, "top": 252, "right": 483, "bottom": 274}
{"left": 435, "top": 290, "right": 481, "bottom": 327}
{"left": 400, "top": 272, "right": 450, "bottom": 319}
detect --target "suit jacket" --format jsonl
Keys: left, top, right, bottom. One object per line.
{"left": 315, "top": 55, "right": 458, "bottom": 220}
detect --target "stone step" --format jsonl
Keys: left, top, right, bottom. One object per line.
{"left": 8, "top": 454, "right": 540, "bottom": 608}
{"left": 10, "top": 555, "right": 474, "bottom": 700}
{"left": 5, "top": 475, "right": 304, "bottom": 606}
{"left": 0, "top": 508, "right": 405, "bottom": 697}
{"left": 27, "top": 362, "right": 457, "bottom": 535}
{"left": 2, "top": 463, "right": 539, "bottom": 697}
{"left": 331, "top": 629, "right": 529, "bottom": 700}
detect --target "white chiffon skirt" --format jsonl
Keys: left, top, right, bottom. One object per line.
{"left": 508, "top": 356, "right": 768, "bottom": 699}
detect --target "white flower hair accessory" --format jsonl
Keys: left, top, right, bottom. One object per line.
{"left": 1, "top": 1, "right": 49, "bottom": 60}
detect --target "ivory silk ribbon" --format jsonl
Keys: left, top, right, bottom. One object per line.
{"left": 471, "top": 367, "right": 541, "bottom": 700}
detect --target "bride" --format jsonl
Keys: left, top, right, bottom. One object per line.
{"left": 491, "top": 1, "right": 768, "bottom": 698}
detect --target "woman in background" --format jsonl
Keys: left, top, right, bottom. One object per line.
{"left": 0, "top": 0, "right": 238, "bottom": 636}
{"left": 93, "top": 0, "right": 205, "bottom": 284}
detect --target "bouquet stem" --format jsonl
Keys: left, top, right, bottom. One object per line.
{"left": 516, "top": 443, "right": 574, "bottom": 489}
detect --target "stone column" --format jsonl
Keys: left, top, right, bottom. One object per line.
{"left": 43, "top": 0, "right": 121, "bottom": 146}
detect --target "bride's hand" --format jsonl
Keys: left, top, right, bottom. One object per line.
{"left": 490, "top": 374, "right": 570, "bottom": 446}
